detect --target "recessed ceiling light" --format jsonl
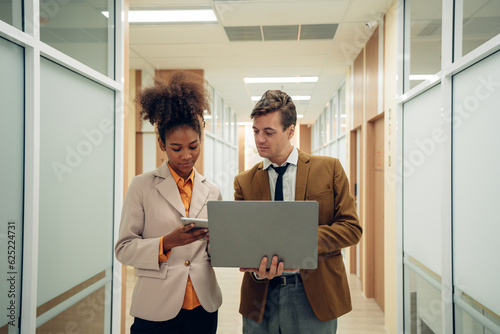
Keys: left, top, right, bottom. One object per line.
{"left": 244, "top": 76, "right": 318, "bottom": 84}
{"left": 251, "top": 96, "right": 311, "bottom": 101}
{"left": 102, "top": 9, "right": 217, "bottom": 23}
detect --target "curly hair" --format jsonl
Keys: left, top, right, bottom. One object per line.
{"left": 138, "top": 71, "right": 210, "bottom": 144}
{"left": 250, "top": 90, "right": 297, "bottom": 131}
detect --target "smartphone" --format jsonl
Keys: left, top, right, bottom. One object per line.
{"left": 180, "top": 217, "right": 209, "bottom": 229}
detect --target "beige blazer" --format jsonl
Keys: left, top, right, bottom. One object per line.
{"left": 115, "top": 163, "right": 222, "bottom": 321}
{"left": 235, "top": 149, "right": 362, "bottom": 322}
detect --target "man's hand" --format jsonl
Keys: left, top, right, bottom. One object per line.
{"left": 162, "top": 224, "right": 208, "bottom": 252}
{"left": 240, "top": 255, "right": 284, "bottom": 280}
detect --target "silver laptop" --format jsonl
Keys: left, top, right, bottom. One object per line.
{"left": 207, "top": 201, "right": 318, "bottom": 270}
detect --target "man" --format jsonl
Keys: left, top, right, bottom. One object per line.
{"left": 235, "top": 90, "right": 362, "bottom": 333}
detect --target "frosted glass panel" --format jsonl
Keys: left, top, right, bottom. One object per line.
{"left": 223, "top": 105, "right": 230, "bottom": 141}
{"left": 204, "top": 135, "right": 214, "bottom": 182}
{"left": 331, "top": 141, "right": 339, "bottom": 159}
{"left": 0, "top": 37, "right": 24, "bottom": 332}
{"left": 339, "top": 84, "right": 347, "bottom": 135}
{"left": 215, "top": 95, "right": 223, "bottom": 138}
{"left": 39, "top": 58, "right": 114, "bottom": 308}
{"left": 331, "top": 98, "right": 338, "bottom": 139}
{"left": 325, "top": 105, "right": 331, "bottom": 142}
{"left": 403, "top": 84, "right": 443, "bottom": 276}
{"left": 338, "top": 137, "right": 347, "bottom": 168}
{"left": 453, "top": 50, "right": 500, "bottom": 316}
{"left": 142, "top": 132, "right": 157, "bottom": 172}
{"left": 205, "top": 85, "right": 214, "bottom": 133}
{"left": 221, "top": 145, "right": 231, "bottom": 201}
{"left": 214, "top": 141, "right": 224, "bottom": 197}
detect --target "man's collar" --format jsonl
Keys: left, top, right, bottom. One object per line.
{"left": 263, "top": 146, "right": 298, "bottom": 170}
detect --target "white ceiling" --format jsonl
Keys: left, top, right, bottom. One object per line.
{"left": 129, "top": 0, "right": 394, "bottom": 124}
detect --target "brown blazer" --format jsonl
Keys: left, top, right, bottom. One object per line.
{"left": 234, "top": 149, "right": 362, "bottom": 322}
{"left": 115, "top": 163, "right": 222, "bottom": 321}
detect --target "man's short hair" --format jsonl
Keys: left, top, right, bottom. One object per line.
{"left": 250, "top": 90, "right": 297, "bottom": 131}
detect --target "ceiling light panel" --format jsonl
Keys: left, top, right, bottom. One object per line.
{"left": 244, "top": 76, "right": 318, "bottom": 84}
{"left": 128, "top": 9, "right": 217, "bottom": 24}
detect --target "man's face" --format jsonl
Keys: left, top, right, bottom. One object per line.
{"left": 252, "top": 111, "right": 294, "bottom": 165}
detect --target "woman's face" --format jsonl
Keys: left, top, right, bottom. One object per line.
{"left": 159, "top": 126, "right": 200, "bottom": 179}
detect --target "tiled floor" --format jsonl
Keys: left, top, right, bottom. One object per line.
{"left": 337, "top": 274, "right": 388, "bottom": 334}
{"left": 125, "top": 267, "right": 387, "bottom": 333}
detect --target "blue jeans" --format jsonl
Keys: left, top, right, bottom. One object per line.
{"left": 242, "top": 275, "right": 337, "bottom": 334}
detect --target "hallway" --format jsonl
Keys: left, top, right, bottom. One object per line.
{"left": 125, "top": 267, "right": 387, "bottom": 333}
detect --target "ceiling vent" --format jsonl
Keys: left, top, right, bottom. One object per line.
{"left": 224, "top": 23, "right": 338, "bottom": 42}
{"left": 300, "top": 24, "right": 338, "bottom": 40}
{"left": 263, "top": 25, "right": 299, "bottom": 41}
{"left": 224, "top": 26, "right": 262, "bottom": 41}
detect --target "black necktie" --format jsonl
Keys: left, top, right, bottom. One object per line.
{"left": 271, "top": 163, "right": 289, "bottom": 201}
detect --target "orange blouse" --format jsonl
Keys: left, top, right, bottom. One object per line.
{"left": 158, "top": 164, "right": 201, "bottom": 310}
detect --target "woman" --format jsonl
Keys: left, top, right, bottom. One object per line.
{"left": 115, "top": 71, "right": 222, "bottom": 334}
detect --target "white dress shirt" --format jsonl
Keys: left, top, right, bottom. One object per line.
{"left": 262, "top": 146, "right": 300, "bottom": 275}
{"left": 263, "top": 146, "right": 298, "bottom": 201}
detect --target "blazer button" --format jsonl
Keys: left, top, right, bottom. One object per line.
{"left": 184, "top": 260, "right": 191, "bottom": 266}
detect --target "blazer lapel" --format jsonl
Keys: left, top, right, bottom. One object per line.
{"left": 155, "top": 164, "right": 186, "bottom": 217}
{"left": 295, "top": 150, "right": 310, "bottom": 201}
{"left": 189, "top": 170, "right": 210, "bottom": 218}
{"left": 255, "top": 162, "right": 272, "bottom": 200}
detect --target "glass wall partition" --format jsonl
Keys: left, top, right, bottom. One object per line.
{"left": 312, "top": 83, "right": 347, "bottom": 167}
{"left": 0, "top": 36, "right": 24, "bottom": 334}
{"left": 204, "top": 88, "right": 238, "bottom": 201}
{"left": 205, "top": 83, "right": 214, "bottom": 133}
{"left": 214, "top": 93, "right": 223, "bottom": 139}
{"left": 331, "top": 96, "right": 338, "bottom": 140}
{"left": 405, "top": 0, "right": 442, "bottom": 91}
{"left": 452, "top": 50, "right": 500, "bottom": 334}
{"left": 399, "top": 0, "right": 500, "bottom": 333}
{"left": 324, "top": 103, "right": 331, "bottom": 143}
{"left": 0, "top": 0, "right": 23, "bottom": 30}
{"left": 0, "top": 0, "right": 123, "bottom": 332}
{"left": 402, "top": 84, "right": 443, "bottom": 334}
{"left": 458, "top": 1, "right": 500, "bottom": 58}
{"left": 37, "top": 58, "right": 115, "bottom": 333}
{"left": 339, "top": 84, "right": 347, "bottom": 136}
{"left": 40, "top": 0, "right": 114, "bottom": 77}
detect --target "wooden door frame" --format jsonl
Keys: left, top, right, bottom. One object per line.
{"left": 349, "top": 128, "right": 360, "bottom": 275}
{"left": 365, "top": 113, "right": 385, "bottom": 309}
